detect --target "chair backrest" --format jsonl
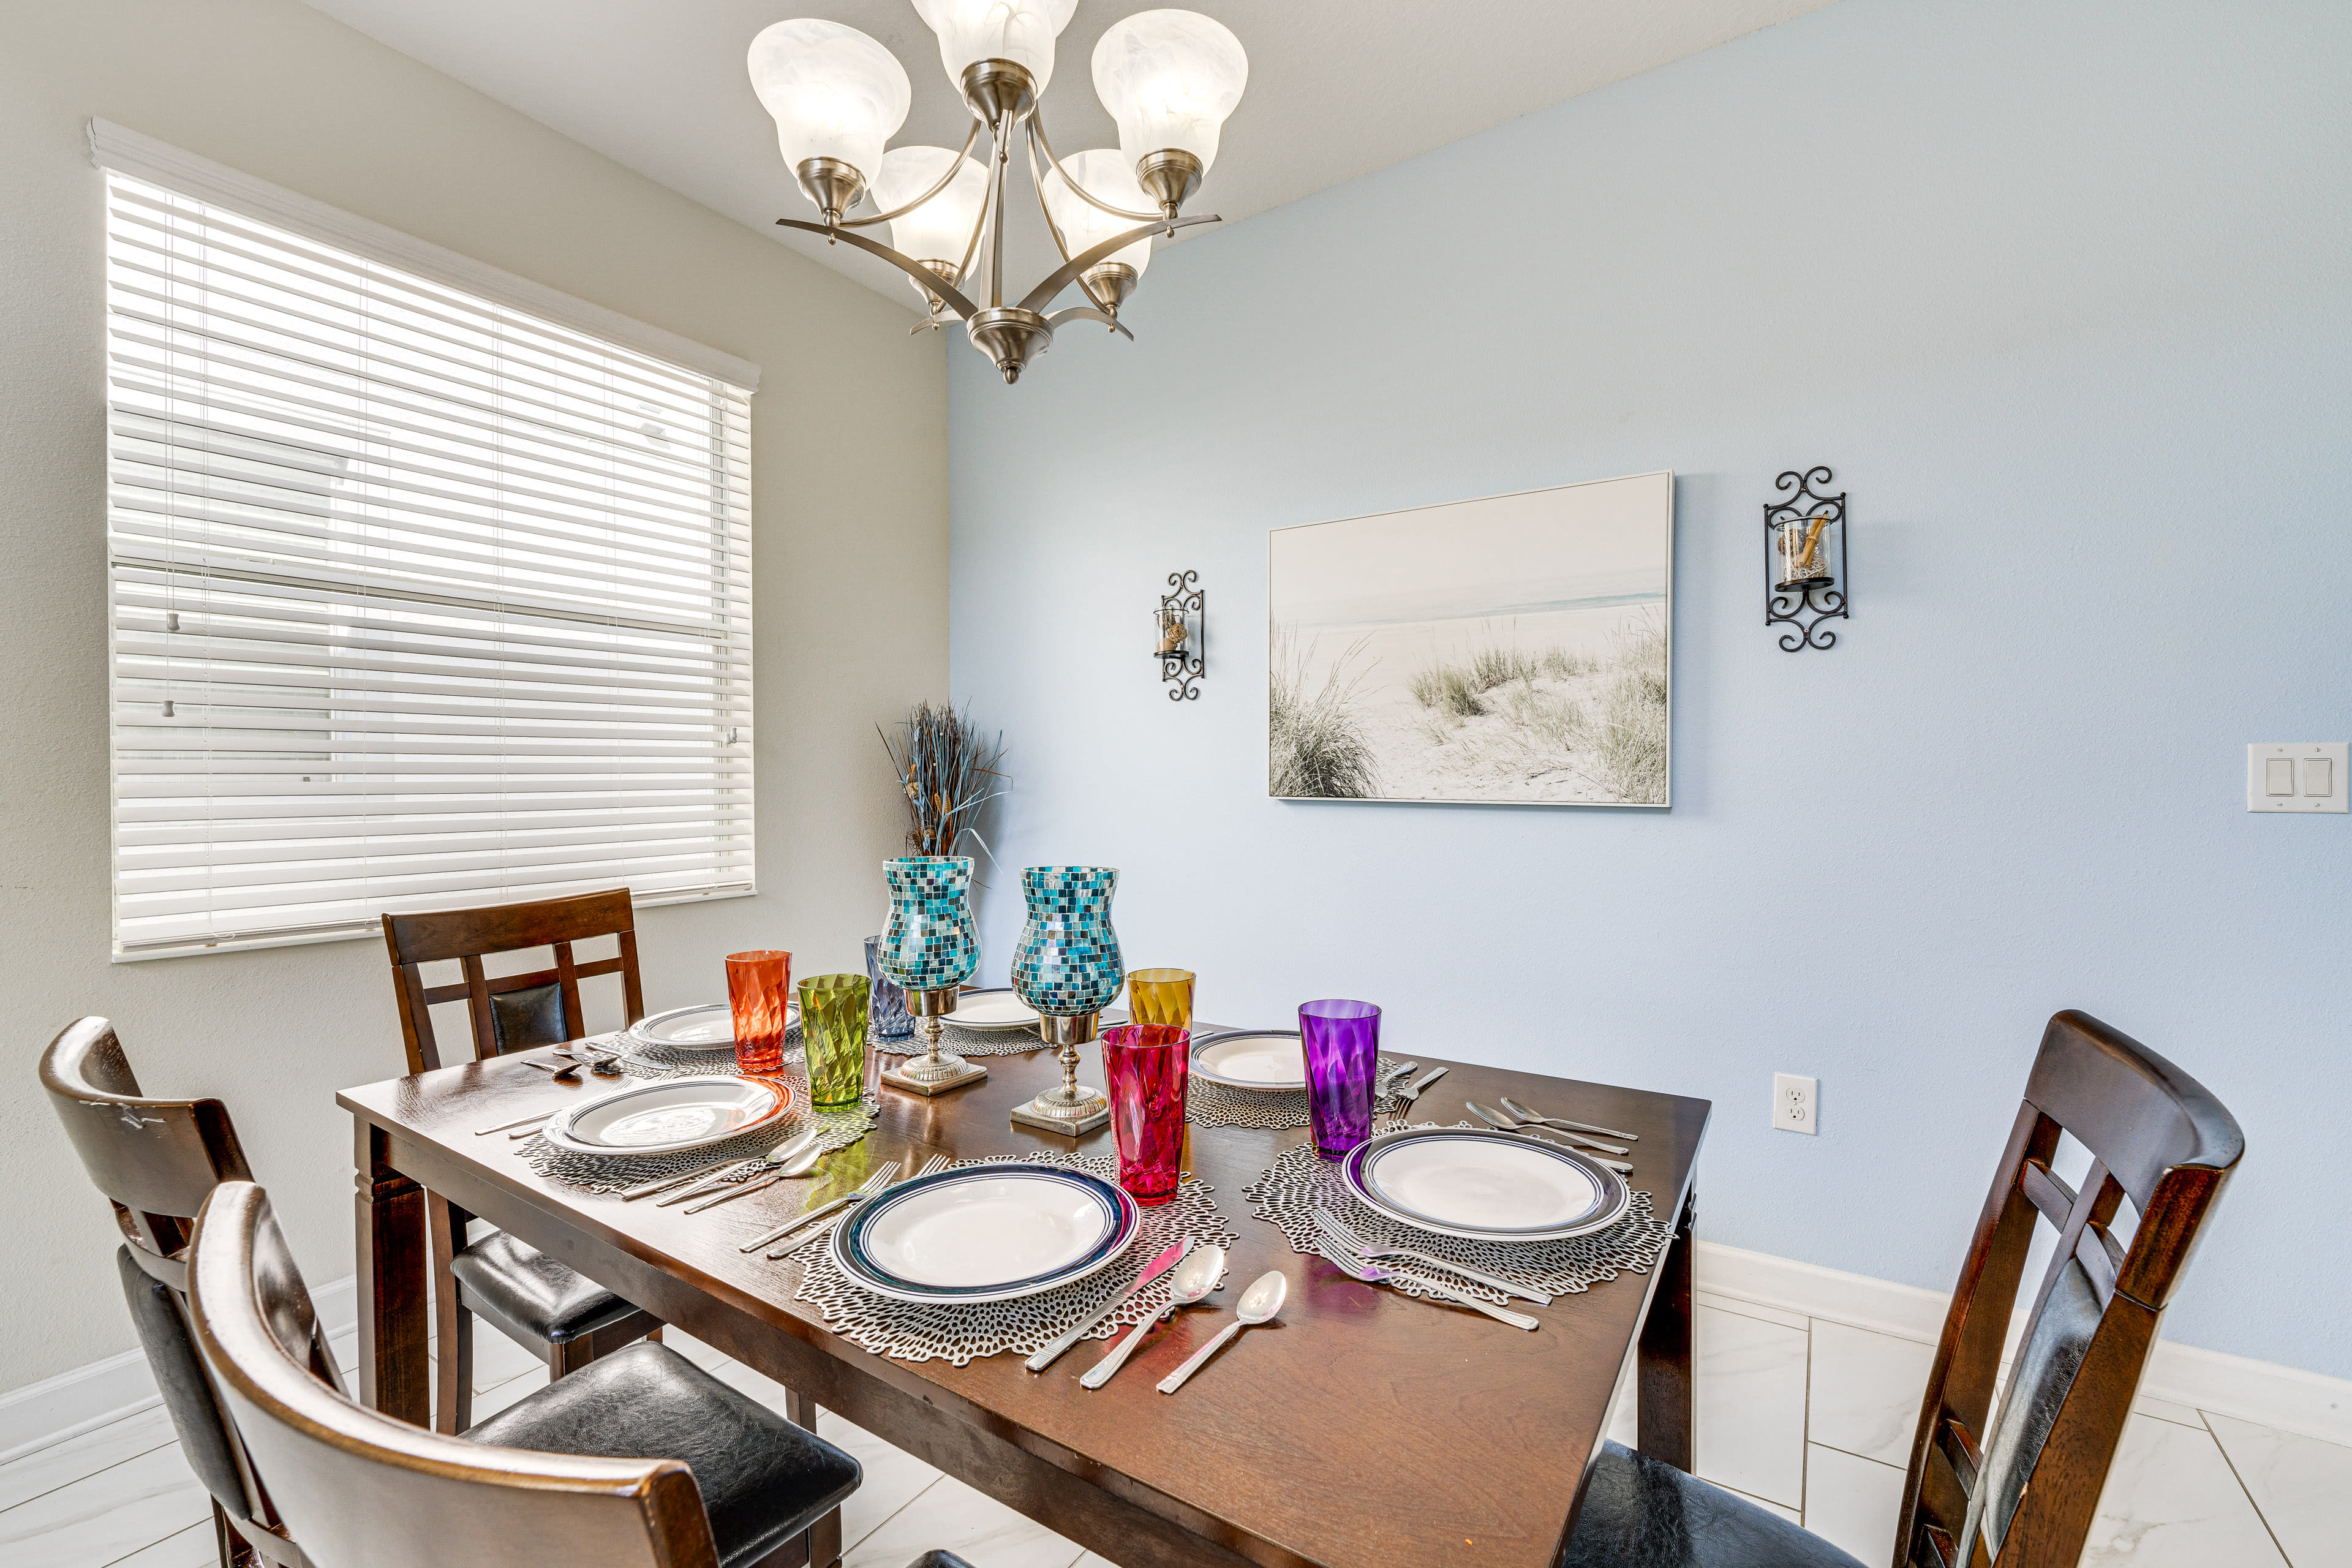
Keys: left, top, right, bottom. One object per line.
{"left": 1894, "top": 1010, "right": 2243, "bottom": 1568}
{"left": 382, "top": 889, "right": 647, "bottom": 1072}
{"left": 40, "top": 1017, "right": 252, "bottom": 1286}
{"left": 188, "top": 1181, "right": 720, "bottom": 1568}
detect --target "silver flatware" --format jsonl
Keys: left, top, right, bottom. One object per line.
{"left": 1315, "top": 1242, "right": 1539, "bottom": 1330}
{"left": 1500, "top": 1096, "right": 1638, "bottom": 1142}
{"left": 1395, "top": 1066, "right": 1448, "bottom": 1106}
{"left": 748, "top": 1163, "right": 901, "bottom": 1254}
{"left": 1026, "top": 1235, "right": 1195, "bottom": 1373}
{"left": 767, "top": 1155, "right": 951, "bottom": 1258}
{"left": 1311, "top": 1208, "right": 1552, "bottom": 1305}
{"left": 1465, "top": 1102, "right": 1635, "bottom": 1174}
{"left": 1080, "top": 1243, "right": 1223, "bottom": 1390}
{"left": 618, "top": 1157, "right": 736, "bottom": 1201}
{"left": 473, "top": 1110, "right": 555, "bottom": 1136}
{"left": 658, "top": 1128, "right": 825, "bottom": 1206}
{"left": 1469, "top": 1104, "right": 1628, "bottom": 1156}
{"left": 520, "top": 1056, "right": 584, "bottom": 1082}
{"left": 1378, "top": 1060, "right": 1419, "bottom": 1096}
{"left": 675, "top": 1136, "right": 830, "bottom": 1213}
{"left": 1156, "top": 1269, "right": 1284, "bottom": 1394}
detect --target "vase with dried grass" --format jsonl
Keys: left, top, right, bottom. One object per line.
{"left": 880, "top": 701, "right": 1007, "bottom": 861}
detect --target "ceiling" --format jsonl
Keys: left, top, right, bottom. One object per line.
{"left": 303, "top": 0, "right": 1839, "bottom": 312}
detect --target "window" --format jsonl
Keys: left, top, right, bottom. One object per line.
{"left": 100, "top": 140, "right": 757, "bottom": 959}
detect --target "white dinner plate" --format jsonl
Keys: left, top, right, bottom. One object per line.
{"left": 946, "top": 989, "right": 1042, "bottom": 1030}
{"left": 1340, "top": 1127, "right": 1631, "bottom": 1242}
{"left": 540, "top": 1075, "right": 793, "bottom": 1158}
{"left": 829, "top": 1163, "right": 1140, "bottom": 1304}
{"left": 626, "top": 1000, "right": 797, "bottom": 1052}
{"left": 1189, "top": 1030, "right": 1307, "bottom": 1091}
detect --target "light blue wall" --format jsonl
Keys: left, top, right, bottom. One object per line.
{"left": 946, "top": 0, "right": 2351, "bottom": 1376}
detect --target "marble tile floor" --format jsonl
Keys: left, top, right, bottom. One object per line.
{"left": 6, "top": 1297, "right": 2344, "bottom": 1568}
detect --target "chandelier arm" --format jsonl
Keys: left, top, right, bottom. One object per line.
{"left": 1016, "top": 215, "right": 1220, "bottom": 314}
{"left": 838, "top": 119, "right": 983, "bottom": 228}
{"left": 1028, "top": 111, "right": 1164, "bottom": 224}
{"left": 774, "top": 219, "right": 981, "bottom": 320}
{"left": 1047, "top": 304, "right": 1134, "bottom": 341}
{"left": 1026, "top": 124, "right": 1119, "bottom": 314}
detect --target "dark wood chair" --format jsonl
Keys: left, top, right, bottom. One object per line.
{"left": 1561, "top": 1009, "right": 2242, "bottom": 1568}
{"left": 39, "top": 1016, "right": 317, "bottom": 1568}
{"left": 186, "top": 1179, "right": 876, "bottom": 1568}
{"left": 380, "top": 889, "right": 664, "bottom": 1432}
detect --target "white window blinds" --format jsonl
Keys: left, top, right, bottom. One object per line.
{"left": 103, "top": 166, "right": 756, "bottom": 959}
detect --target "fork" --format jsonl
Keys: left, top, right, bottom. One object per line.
{"left": 1499, "top": 1096, "right": 1638, "bottom": 1143}
{"left": 744, "top": 1163, "right": 902, "bottom": 1254}
{"left": 1313, "top": 1241, "right": 1539, "bottom": 1330}
{"left": 1311, "top": 1208, "right": 1551, "bottom": 1305}
{"left": 767, "top": 1155, "right": 952, "bottom": 1257}
{"left": 1466, "top": 1103, "right": 1634, "bottom": 1174}
{"left": 1377, "top": 1060, "right": 1419, "bottom": 1096}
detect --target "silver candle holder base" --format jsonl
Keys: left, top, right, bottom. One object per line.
{"left": 1009, "top": 1012, "right": 1110, "bottom": 1135}
{"left": 878, "top": 987, "right": 989, "bottom": 1096}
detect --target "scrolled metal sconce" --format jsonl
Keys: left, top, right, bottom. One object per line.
{"left": 1156, "top": 570, "right": 1204, "bottom": 701}
{"left": 1765, "top": 466, "right": 1849, "bottom": 651}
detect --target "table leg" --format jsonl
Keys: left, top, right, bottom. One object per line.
{"left": 777, "top": 1387, "right": 844, "bottom": 1565}
{"left": 1637, "top": 1185, "right": 1697, "bottom": 1472}
{"left": 354, "top": 1120, "right": 430, "bottom": 1425}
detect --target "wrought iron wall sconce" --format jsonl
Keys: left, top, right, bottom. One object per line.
{"left": 1765, "top": 466, "right": 1849, "bottom": 651}
{"left": 1156, "top": 570, "right": 1204, "bottom": 699}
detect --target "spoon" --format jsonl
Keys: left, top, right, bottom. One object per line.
{"left": 1080, "top": 1243, "right": 1224, "bottom": 1390}
{"left": 1155, "top": 1270, "right": 1286, "bottom": 1395}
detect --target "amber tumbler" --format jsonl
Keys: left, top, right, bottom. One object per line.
{"left": 1125, "top": 968, "right": 1196, "bottom": 1032}
{"left": 725, "top": 950, "right": 791, "bottom": 1076}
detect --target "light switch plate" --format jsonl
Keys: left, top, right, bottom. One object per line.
{"left": 2247, "top": 743, "right": 2348, "bottom": 812}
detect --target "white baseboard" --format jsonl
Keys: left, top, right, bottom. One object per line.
{"left": 0, "top": 1274, "right": 356, "bottom": 1468}
{"left": 1694, "top": 1240, "right": 2352, "bottom": 1449}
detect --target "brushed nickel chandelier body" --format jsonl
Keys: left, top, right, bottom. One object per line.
{"left": 748, "top": 4, "right": 1248, "bottom": 383}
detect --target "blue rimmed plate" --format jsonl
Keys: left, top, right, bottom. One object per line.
{"left": 829, "top": 1163, "right": 1141, "bottom": 1304}
{"left": 1340, "top": 1126, "right": 1631, "bottom": 1243}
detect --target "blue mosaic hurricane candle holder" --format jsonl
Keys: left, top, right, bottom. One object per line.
{"left": 875, "top": 856, "right": 988, "bottom": 1095}
{"left": 1009, "top": 865, "right": 1123, "bottom": 1134}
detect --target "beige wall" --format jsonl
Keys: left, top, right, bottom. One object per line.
{"left": 0, "top": 0, "right": 948, "bottom": 1390}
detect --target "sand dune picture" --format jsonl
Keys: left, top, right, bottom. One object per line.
{"left": 1268, "top": 472, "right": 1673, "bottom": 807}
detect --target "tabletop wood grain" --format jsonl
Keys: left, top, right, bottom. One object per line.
{"left": 339, "top": 1030, "right": 1710, "bottom": 1568}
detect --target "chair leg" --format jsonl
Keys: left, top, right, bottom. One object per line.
{"left": 806, "top": 1505, "right": 843, "bottom": 1568}
{"left": 426, "top": 1194, "right": 473, "bottom": 1434}
{"left": 212, "top": 1500, "right": 244, "bottom": 1568}
{"left": 549, "top": 1334, "right": 599, "bottom": 1378}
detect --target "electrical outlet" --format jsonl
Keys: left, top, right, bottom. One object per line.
{"left": 1773, "top": 1072, "right": 1817, "bottom": 1135}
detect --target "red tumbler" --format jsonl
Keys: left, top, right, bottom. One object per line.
{"left": 1101, "top": 1023, "right": 1189, "bottom": 1205}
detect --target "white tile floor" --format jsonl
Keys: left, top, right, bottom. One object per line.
{"left": 6, "top": 1302, "right": 2343, "bottom": 1568}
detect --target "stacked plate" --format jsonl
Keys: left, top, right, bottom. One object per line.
{"left": 539, "top": 1075, "right": 794, "bottom": 1158}
{"left": 1339, "top": 1126, "right": 1630, "bottom": 1242}
{"left": 829, "top": 1163, "right": 1140, "bottom": 1303}
{"left": 942, "top": 989, "right": 1042, "bottom": 1031}
{"left": 1188, "top": 1028, "right": 1306, "bottom": 1091}
{"left": 622, "top": 1001, "right": 799, "bottom": 1057}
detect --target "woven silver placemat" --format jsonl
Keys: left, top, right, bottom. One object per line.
{"left": 875, "top": 1021, "right": 1049, "bottom": 1059}
{"left": 787, "top": 1151, "right": 1238, "bottom": 1366}
{"left": 1186, "top": 1054, "right": 1414, "bottom": 1131}
{"left": 1243, "top": 1124, "right": 1673, "bottom": 1303}
{"left": 516, "top": 1097, "right": 880, "bottom": 1194}
{"left": 612, "top": 1024, "right": 805, "bottom": 1079}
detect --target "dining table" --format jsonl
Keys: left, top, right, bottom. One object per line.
{"left": 338, "top": 1024, "right": 1711, "bottom": 1568}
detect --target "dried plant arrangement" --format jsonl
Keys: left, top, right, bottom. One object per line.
{"left": 880, "top": 700, "right": 1008, "bottom": 861}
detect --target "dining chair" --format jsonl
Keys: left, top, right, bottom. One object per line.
{"left": 38, "top": 1016, "right": 314, "bottom": 1568}
{"left": 380, "top": 888, "right": 663, "bottom": 1432}
{"left": 1561, "top": 1009, "right": 2242, "bottom": 1568}
{"left": 186, "top": 1178, "right": 880, "bottom": 1568}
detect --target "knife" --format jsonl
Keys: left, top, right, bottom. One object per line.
{"left": 1467, "top": 1102, "right": 1634, "bottom": 1175}
{"left": 1395, "top": 1066, "right": 1448, "bottom": 1106}
{"left": 1025, "top": 1235, "right": 1196, "bottom": 1373}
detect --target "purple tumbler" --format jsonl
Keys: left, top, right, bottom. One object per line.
{"left": 1299, "top": 998, "right": 1381, "bottom": 1159}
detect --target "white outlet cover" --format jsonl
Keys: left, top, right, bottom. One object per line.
{"left": 2247, "top": 743, "right": 2348, "bottom": 812}
{"left": 1773, "top": 1072, "right": 1817, "bottom": 1136}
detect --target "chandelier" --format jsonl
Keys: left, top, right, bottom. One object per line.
{"left": 748, "top": 4, "right": 1248, "bottom": 383}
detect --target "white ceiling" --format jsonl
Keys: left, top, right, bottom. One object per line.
{"left": 303, "top": 0, "right": 1839, "bottom": 311}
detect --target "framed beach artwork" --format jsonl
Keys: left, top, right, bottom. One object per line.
{"left": 1267, "top": 472, "right": 1673, "bottom": 807}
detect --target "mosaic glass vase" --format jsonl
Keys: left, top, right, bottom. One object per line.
{"left": 1009, "top": 865, "right": 1123, "bottom": 1134}
{"left": 875, "top": 855, "right": 987, "bottom": 1093}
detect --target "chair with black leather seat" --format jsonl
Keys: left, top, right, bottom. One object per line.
{"left": 1561, "top": 1009, "right": 2241, "bottom": 1568}
{"left": 187, "top": 1178, "right": 872, "bottom": 1568}
{"left": 380, "top": 888, "right": 665, "bottom": 1433}
{"left": 39, "top": 1016, "right": 317, "bottom": 1568}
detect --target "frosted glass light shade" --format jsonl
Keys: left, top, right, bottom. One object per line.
{"left": 1091, "top": 10, "right": 1248, "bottom": 174}
{"left": 873, "top": 145, "right": 991, "bottom": 270}
{"left": 747, "top": 19, "right": 911, "bottom": 187}
{"left": 1041, "top": 149, "right": 1155, "bottom": 278}
{"left": 911, "top": 0, "right": 1079, "bottom": 95}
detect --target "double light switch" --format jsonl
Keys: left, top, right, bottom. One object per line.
{"left": 2247, "top": 743, "right": 2348, "bottom": 812}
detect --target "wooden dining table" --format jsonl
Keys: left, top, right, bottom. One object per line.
{"left": 339, "top": 1030, "right": 1710, "bottom": 1568}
